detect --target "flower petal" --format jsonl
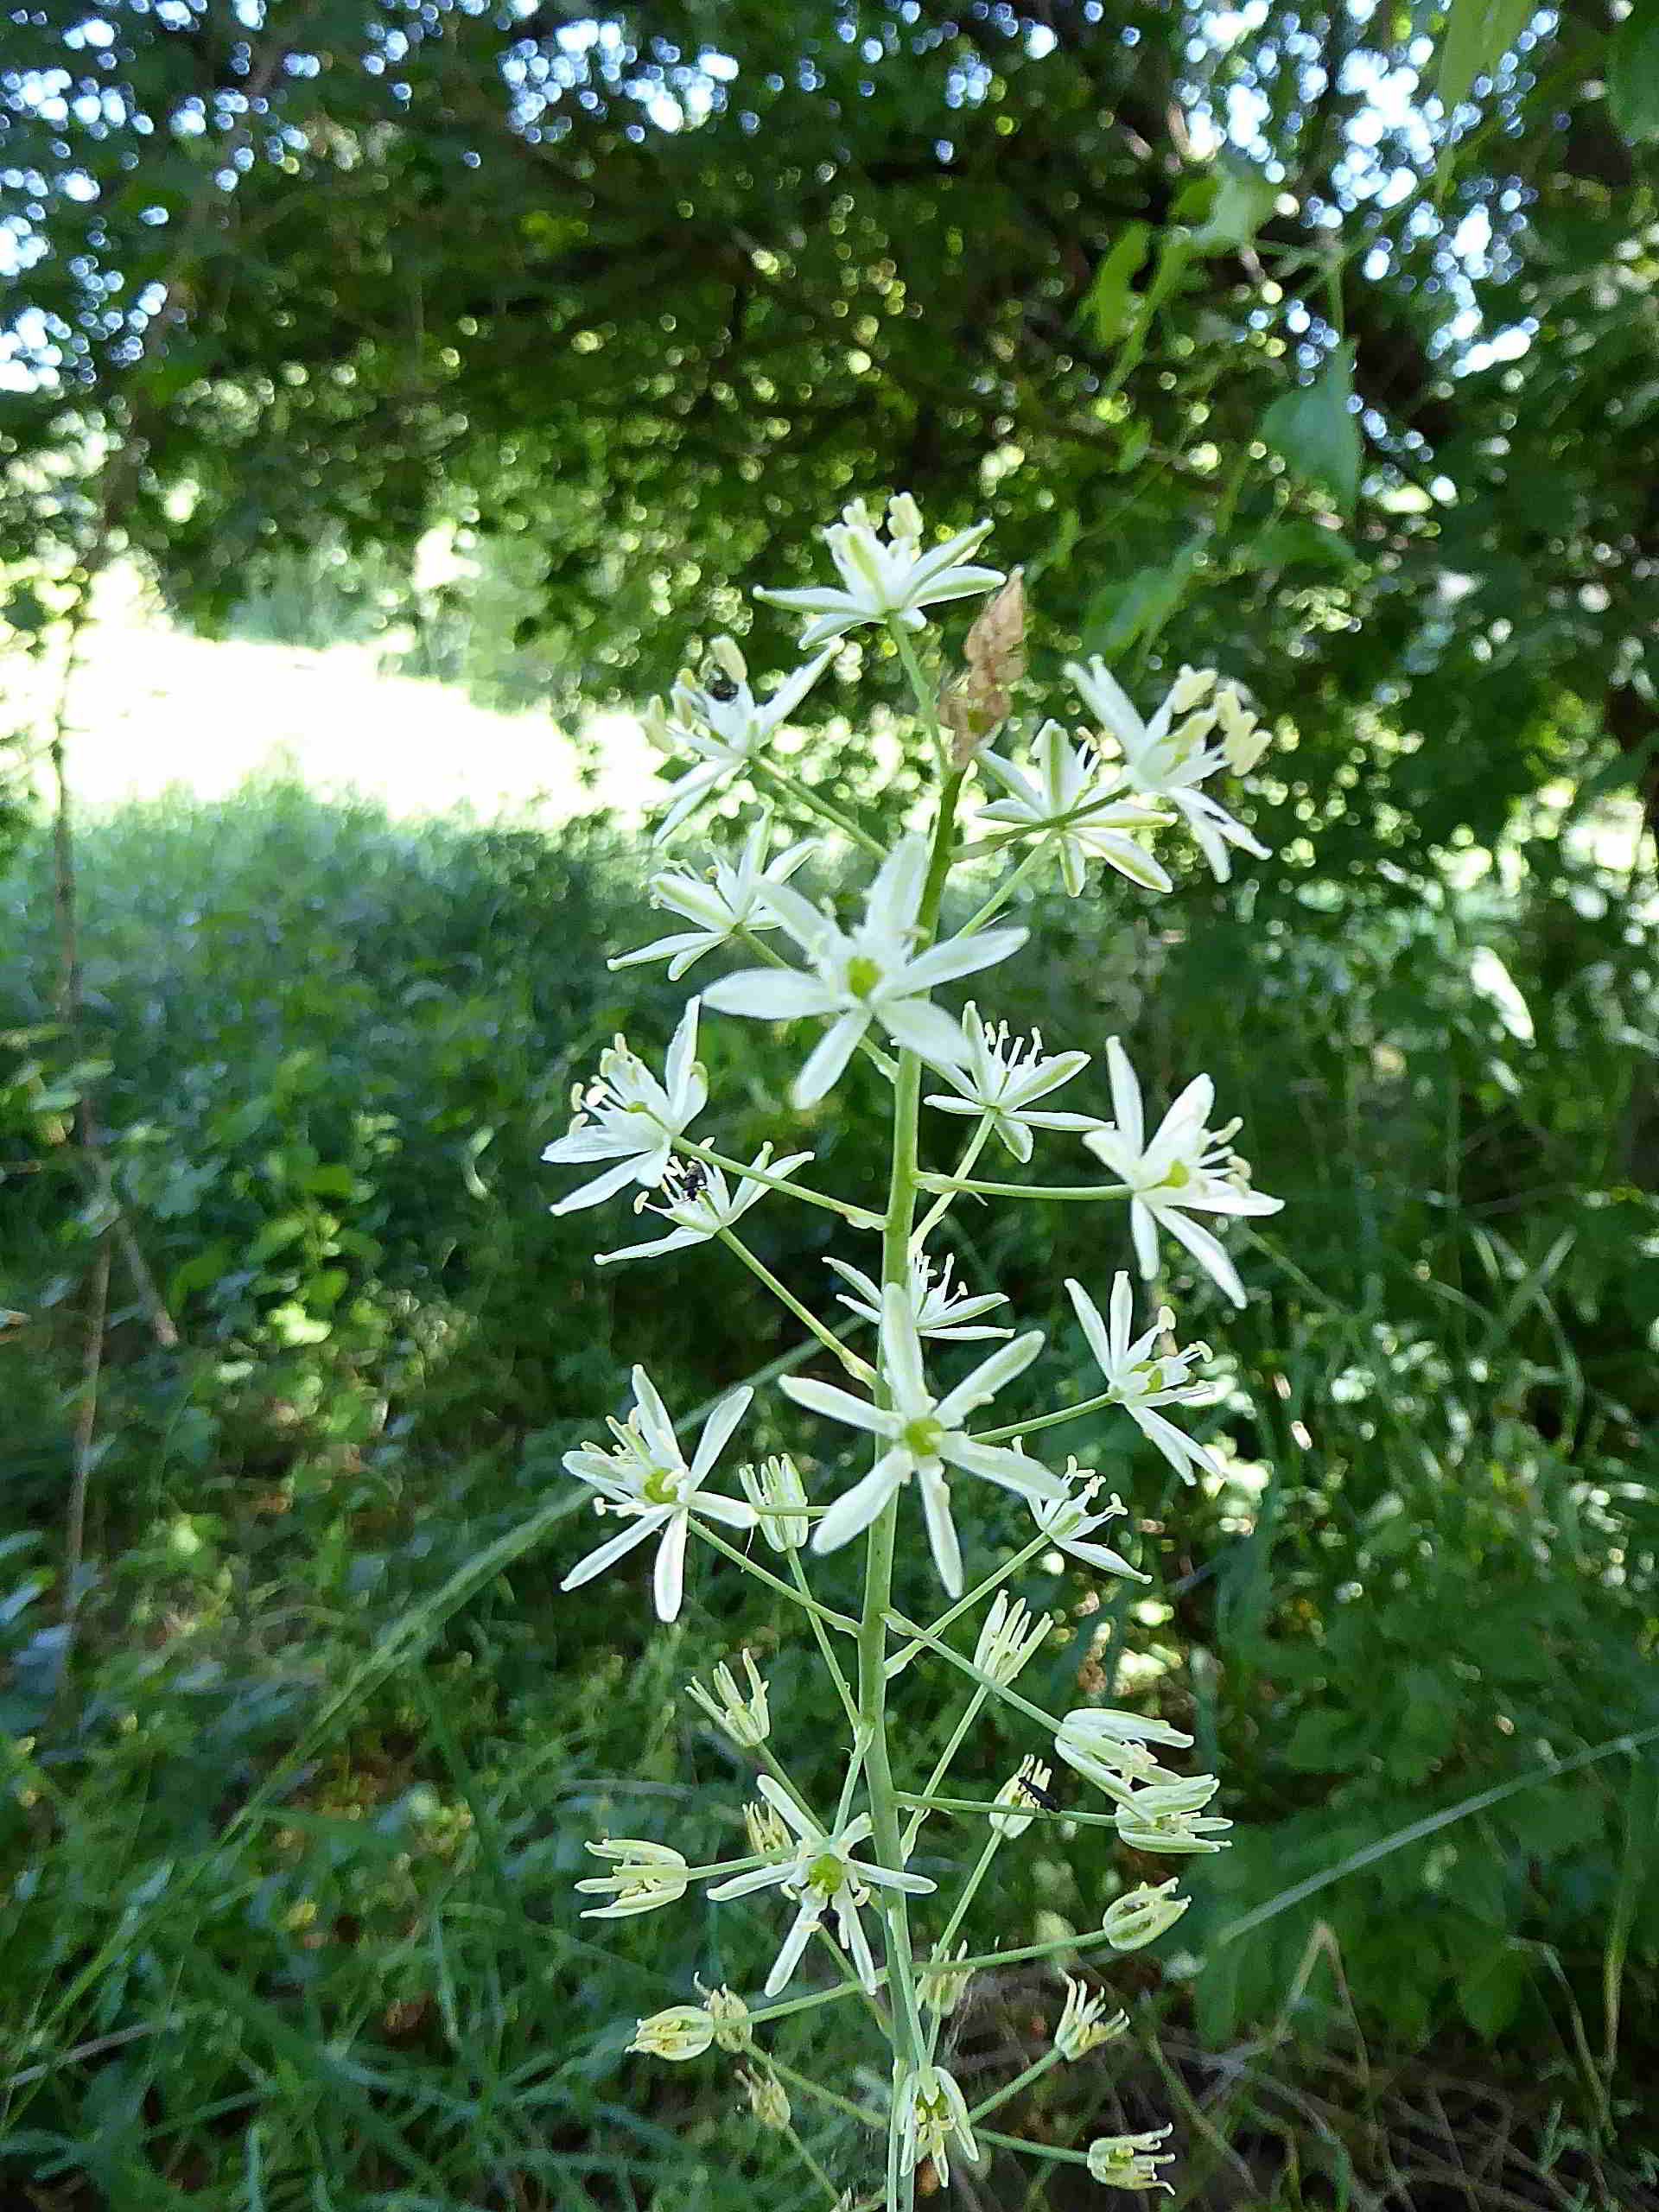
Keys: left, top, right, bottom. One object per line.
{"left": 559, "top": 1513, "right": 665, "bottom": 1592}
{"left": 652, "top": 1515, "right": 689, "bottom": 1622}
{"left": 704, "top": 969, "right": 837, "bottom": 1020}
{"left": 792, "top": 1010, "right": 868, "bottom": 1106}
{"left": 810, "top": 1459, "right": 906, "bottom": 1554}
{"left": 690, "top": 1384, "right": 753, "bottom": 1486}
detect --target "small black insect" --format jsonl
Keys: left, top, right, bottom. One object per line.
{"left": 1017, "top": 1775, "right": 1063, "bottom": 1813}
{"left": 668, "top": 1159, "right": 710, "bottom": 1201}
{"left": 704, "top": 671, "right": 740, "bottom": 704}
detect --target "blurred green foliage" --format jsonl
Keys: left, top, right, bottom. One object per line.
{"left": 10, "top": 1, "right": 1659, "bottom": 875}
{"left": 1, "top": 782, "right": 1655, "bottom": 2205}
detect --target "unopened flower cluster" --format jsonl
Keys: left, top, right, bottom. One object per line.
{"left": 545, "top": 492, "right": 1287, "bottom": 2202}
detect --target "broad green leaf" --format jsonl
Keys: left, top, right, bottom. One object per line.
{"left": 1455, "top": 1942, "right": 1529, "bottom": 2037}
{"left": 1434, "top": 0, "right": 1537, "bottom": 115}
{"left": 1190, "top": 164, "right": 1280, "bottom": 254}
{"left": 1262, "top": 346, "right": 1363, "bottom": 514}
{"left": 1610, "top": 12, "right": 1659, "bottom": 144}
{"left": 1243, "top": 518, "right": 1358, "bottom": 571}
{"left": 1079, "top": 223, "right": 1150, "bottom": 347}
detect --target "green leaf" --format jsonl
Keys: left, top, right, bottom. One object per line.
{"left": 1189, "top": 164, "right": 1279, "bottom": 255}
{"left": 1079, "top": 223, "right": 1150, "bottom": 347}
{"left": 1456, "top": 1941, "right": 1529, "bottom": 2037}
{"left": 1081, "top": 547, "right": 1198, "bottom": 658}
{"left": 1433, "top": 0, "right": 1537, "bottom": 116}
{"left": 1610, "top": 12, "right": 1659, "bottom": 145}
{"left": 1243, "top": 519, "right": 1358, "bottom": 571}
{"left": 1262, "top": 346, "right": 1362, "bottom": 515}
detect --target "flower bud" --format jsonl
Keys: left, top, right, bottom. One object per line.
{"left": 941, "top": 568, "right": 1027, "bottom": 763}
{"left": 709, "top": 634, "right": 747, "bottom": 686}
{"left": 1087, "top": 2126, "right": 1175, "bottom": 2192}
{"left": 1217, "top": 684, "right": 1270, "bottom": 772}
{"left": 701, "top": 1982, "right": 752, "bottom": 2053}
{"left": 744, "top": 1797, "right": 791, "bottom": 1856}
{"left": 575, "top": 1838, "right": 690, "bottom": 1918}
{"left": 1101, "top": 1878, "right": 1190, "bottom": 1952}
{"left": 918, "top": 1940, "right": 972, "bottom": 2018}
{"left": 1168, "top": 665, "right": 1217, "bottom": 715}
{"left": 686, "top": 1649, "right": 771, "bottom": 1749}
{"left": 628, "top": 2005, "right": 714, "bottom": 2061}
{"left": 1054, "top": 1975, "right": 1128, "bottom": 2061}
{"left": 737, "top": 2065, "right": 791, "bottom": 2131}
{"left": 973, "top": 1591, "right": 1049, "bottom": 1686}
{"left": 738, "top": 1454, "right": 810, "bottom": 1553}
{"left": 991, "top": 1756, "right": 1052, "bottom": 1838}
{"left": 1055, "top": 1708, "right": 1191, "bottom": 1796}
{"left": 1115, "top": 1802, "right": 1232, "bottom": 1855}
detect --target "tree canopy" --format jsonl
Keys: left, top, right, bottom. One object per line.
{"left": 6, "top": 1, "right": 1659, "bottom": 874}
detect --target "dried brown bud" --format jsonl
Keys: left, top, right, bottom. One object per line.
{"left": 940, "top": 567, "right": 1026, "bottom": 764}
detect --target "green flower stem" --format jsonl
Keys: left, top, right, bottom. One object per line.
{"left": 958, "top": 841, "right": 1052, "bottom": 935}
{"left": 810, "top": 1923, "right": 895, "bottom": 2038}
{"left": 748, "top": 1978, "right": 869, "bottom": 2028}
{"left": 753, "top": 1741, "right": 824, "bottom": 1827}
{"left": 716, "top": 1229, "right": 878, "bottom": 1384}
{"left": 884, "top": 1610, "right": 1066, "bottom": 1735}
{"left": 923, "top": 1829, "right": 1007, "bottom": 2070}
{"left": 766, "top": 2054, "right": 886, "bottom": 2130}
{"left": 677, "top": 1853, "right": 770, "bottom": 1882}
{"left": 953, "top": 1927, "right": 1116, "bottom": 1975}
{"left": 889, "top": 623, "right": 944, "bottom": 761}
{"left": 913, "top": 1172, "right": 1128, "bottom": 1203}
{"left": 750, "top": 757, "right": 887, "bottom": 861}
{"left": 893, "top": 1792, "right": 1118, "bottom": 1830}
{"left": 885, "top": 1531, "right": 1052, "bottom": 1678}
{"left": 733, "top": 925, "right": 898, "bottom": 1084}
{"left": 899, "top": 1684, "right": 989, "bottom": 1858}
{"left": 967, "top": 2045, "right": 1065, "bottom": 2126}
{"left": 976, "top": 1389, "right": 1120, "bottom": 1445}
{"left": 691, "top": 1523, "right": 859, "bottom": 1635}
{"left": 673, "top": 1136, "right": 882, "bottom": 1230}
{"left": 927, "top": 1829, "right": 1003, "bottom": 1975}
{"left": 790, "top": 1549, "right": 861, "bottom": 1731}
{"left": 857, "top": 627, "right": 966, "bottom": 2212}
{"left": 974, "top": 2126, "right": 1092, "bottom": 2167}
{"left": 908, "top": 1117, "right": 994, "bottom": 1251}
{"left": 780, "top": 2117, "right": 848, "bottom": 2208}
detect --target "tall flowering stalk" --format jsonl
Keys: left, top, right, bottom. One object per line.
{"left": 544, "top": 498, "right": 1287, "bottom": 2206}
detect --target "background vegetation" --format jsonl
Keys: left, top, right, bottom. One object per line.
{"left": 3, "top": 3, "right": 1658, "bottom": 2208}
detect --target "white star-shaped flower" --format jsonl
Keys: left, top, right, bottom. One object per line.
{"left": 781, "top": 1281, "right": 1060, "bottom": 1595}
{"left": 1054, "top": 1707, "right": 1193, "bottom": 1797}
{"left": 542, "top": 998, "right": 707, "bottom": 1215}
{"left": 1027, "top": 1466, "right": 1148, "bottom": 1583}
{"left": 1069, "top": 658, "right": 1270, "bottom": 883}
{"left": 645, "top": 637, "right": 835, "bottom": 840}
{"left": 923, "top": 1001, "right": 1096, "bottom": 1162}
{"left": 827, "top": 1249, "right": 1010, "bottom": 1342}
{"left": 756, "top": 493, "right": 1004, "bottom": 652}
{"left": 594, "top": 1144, "right": 815, "bottom": 1266}
{"left": 977, "top": 719, "right": 1173, "bottom": 896}
{"left": 897, "top": 2063, "right": 981, "bottom": 2189}
{"left": 707, "top": 1773, "right": 935, "bottom": 1994}
{"left": 610, "top": 812, "right": 818, "bottom": 980}
{"left": 705, "top": 835, "right": 1025, "bottom": 1109}
{"left": 1065, "top": 1273, "right": 1220, "bottom": 1484}
{"left": 560, "top": 1367, "right": 754, "bottom": 1621}
{"left": 1083, "top": 1038, "right": 1281, "bottom": 1308}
